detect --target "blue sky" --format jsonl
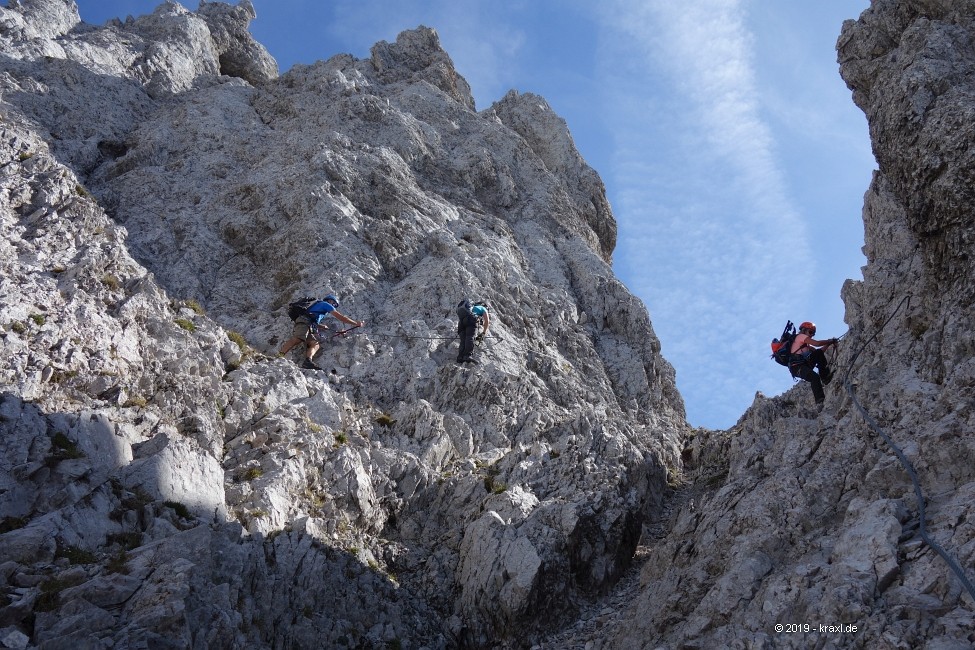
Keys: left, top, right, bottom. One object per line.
{"left": 70, "top": 0, "right": 875, "bottom": 429}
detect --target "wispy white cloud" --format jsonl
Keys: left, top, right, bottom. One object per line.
{"left": 593, "top": 0, "right": 815, "bottom": 427}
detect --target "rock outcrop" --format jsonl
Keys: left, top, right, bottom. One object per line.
{"left": 593, "top": 2, "right": 975, "bottom": 648}
{"left": 0, "top": 1, "right": 684, "bottom": 648}
{"left": 4, "top": 0, "right": 974, "bottom": 648}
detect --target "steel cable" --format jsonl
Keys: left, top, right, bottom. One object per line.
{"left": 841, "top": 295, "right": 975, "bottom": 604}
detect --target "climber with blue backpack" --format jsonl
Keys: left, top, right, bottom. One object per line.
{"left": 279, "top": 294, "right": 364, "bottom": 370}
{"left": 771, "top": 320, "right": 838, "bottom": 405}
{"left": 456, "top": 298, "right": 490, "bottom": 364}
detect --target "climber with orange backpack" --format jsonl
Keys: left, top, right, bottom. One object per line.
{"left": 771, "top": 321, "right": 838, "bottom": 405}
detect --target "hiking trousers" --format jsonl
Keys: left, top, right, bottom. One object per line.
{"left": 791, "top": 348, "right": 832, "bottom": 404}
{"left": 457, "top": 315, "right": 478, "bottom": 361}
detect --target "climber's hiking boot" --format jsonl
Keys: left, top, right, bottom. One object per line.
{"left": 302, "top": 359, "right": 322, "bottom": 371}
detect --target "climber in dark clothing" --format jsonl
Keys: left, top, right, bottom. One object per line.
{"left": 790, "top": 321, "right": 838, "bottom": 404}
{"left": 456, "top": 299, "right": 489, "bottom": 364}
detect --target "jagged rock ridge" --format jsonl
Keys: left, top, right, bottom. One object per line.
{"left": 577, "top": 1, "right": 975, "bottom": 648}
{"left": 0, "top": 1, "right": 685, "bottom": 648}
{"left": 5, "top": 0, "right": 973, "bottom": 649}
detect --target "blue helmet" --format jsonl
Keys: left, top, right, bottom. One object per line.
{"left": 323, "top": 294, "right": 340, "bottom": 307}
{"left": 471, "top": 304, "right": 487, "bottom": 317}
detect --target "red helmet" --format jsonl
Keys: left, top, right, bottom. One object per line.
{"left": 799, "top": 321, "right": 817, "bottom": 335}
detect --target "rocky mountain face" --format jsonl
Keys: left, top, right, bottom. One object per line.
{"left": 588, "top": 1, "right": 975, "bottom": 648}
{"left": 0, "top": 1, "right": 685, "bottom": 648}
{"left": 2, "top": 0, "right": 974, "bottom": 649}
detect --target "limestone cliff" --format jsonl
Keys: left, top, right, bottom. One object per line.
{"left": 4, "top": 1, "right": 973, "bottom": 649}
{"left": 591, "top": 2, "right": 975, "bottom": 648}
{"left": 0, "top": 1, "right": 684, "bottom": 648}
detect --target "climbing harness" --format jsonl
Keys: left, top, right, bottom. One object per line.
{"left": 328, "top": 324, "right": 362, "bottom": 339}
{"left": 309, "top": 323, "right": 362, "bottom": 344}
{"left": 822, "top": 332, "right": 846, "bottom": 373}
{"left": 842, "top": 295, "right": 975, "bottom": 603}
{"left": 474, "top": 333, "right": 507, "bottom": 358}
